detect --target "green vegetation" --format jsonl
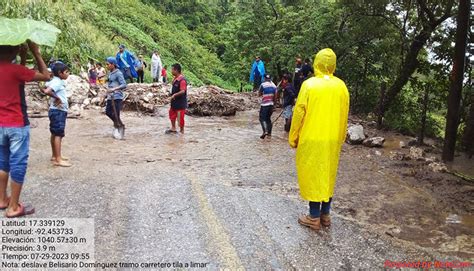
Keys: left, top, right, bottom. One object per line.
{"left": 1, "top": 0, "right": 472, "bottom": 153}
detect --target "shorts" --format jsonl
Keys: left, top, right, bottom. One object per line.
{"left": 169, "top": 108, "right": 186, "bottom": 127}
{"left": 49, "top": 109, "right": 68, "bottom": 137}
{"left": 0, "top": 126, "right": 30, "bottom": 184}
{"left": 283, "top": 105, "right": 293, "bottom": 119}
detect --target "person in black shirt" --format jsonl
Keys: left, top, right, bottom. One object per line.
{"left": 281, "top": 75, "right": 296, "bottom": 132}
{"left": 166, "top": 63, "right": 188, "bottom": 134}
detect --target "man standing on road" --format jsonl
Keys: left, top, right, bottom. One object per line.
{"left": 249, "top": 56, "right": 265, "bottom": 92}
{"left": 289, "top": 48, "right": 349, "bottom": 231}
{"left": 115, "top": 44, "right": 137, "bottom": 83}
{"left": 165, "top": 63, "right": 187, "bottom": 134}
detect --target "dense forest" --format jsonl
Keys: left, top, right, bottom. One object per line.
{"left": 1, "top": 0, "right": 472, "bottom": 159}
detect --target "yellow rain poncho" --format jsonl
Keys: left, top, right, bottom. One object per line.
{"left": 289, "top": 48, "right": 349, "bottom": 202}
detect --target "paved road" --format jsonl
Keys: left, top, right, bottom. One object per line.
{"left": 15, "top": 110, "right": 456, "bottom": 269}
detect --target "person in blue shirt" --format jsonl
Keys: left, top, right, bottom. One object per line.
{"left": 42, "top": 62, "right": 72, "bottom": 167}
{"left": 249, "top": 56, "right": 266, "bottom": 92}
{"left": 115, "top": 44, "right": 137, "bottom": 83}
{"left": 106, "top": 57, "right": 127, "bottom": 139}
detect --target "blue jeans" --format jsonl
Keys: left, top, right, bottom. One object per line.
{"left": 0, "top": 126, "right": 30, "bottom": 184}
{"left": 309, "top": 198, "right": 332, "bottom": 218}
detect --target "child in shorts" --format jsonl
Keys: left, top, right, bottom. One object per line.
{"left": 43, "top": 62, "right": 72, "bottom": 167}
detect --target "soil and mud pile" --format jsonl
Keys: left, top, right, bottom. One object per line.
{"left": 25, "top": 75, "right": 259, "bottom": 117}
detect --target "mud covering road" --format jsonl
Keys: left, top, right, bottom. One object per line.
{"left": 16, "top": 108, "right": 474, "bottom": 269}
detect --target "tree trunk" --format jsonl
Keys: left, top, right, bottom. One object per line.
{"left": 418, "top": 86, "right": 429, "bottom": 145}
{"left": 463, "top": 91, "right": 474, "bottom": 158}
{"left": 377, "top": 82, "right": 386, "bottom": 129}
{"left": 379, "top": 29, "right": 430, "bottom": 117}
{"left": 442, "top": 0, "right": 470, "bottom": 161}
{"left": 378, "top": 0, "right": 454, "bottom": 120}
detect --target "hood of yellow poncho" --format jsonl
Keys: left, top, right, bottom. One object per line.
{"left": 313, "top": 48, "right": 337, "bottom": 77}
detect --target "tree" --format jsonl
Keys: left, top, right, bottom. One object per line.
{"left": 377, "top": 0, "right": 454, "bottom": 126}
{"left": 442, "top": 0, "right": 471, "bottom": 161}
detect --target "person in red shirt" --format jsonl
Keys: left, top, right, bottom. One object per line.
{"left": 161, "top": 65, "right": 168, "bottom": 83}
{"left": 165, "top": 63, "right": 187, "bottom": 134}
{"left": 0, "top": 41, "right": 50, "bottom": 218}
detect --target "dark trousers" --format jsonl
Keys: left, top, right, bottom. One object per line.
{"left": 253, "top": 77, "right": 262, "bottom": 92}
{"left": 137, "top": 70, "right": 144, "bottom": 83}
{"left": 106, "top": 99, "right": 123, "bottom": 127}
{"left": 259, "top": 105, "right": 273, "bottom": 135}
{"left": 309, "top": 198, "right": 332, "bottom": 218}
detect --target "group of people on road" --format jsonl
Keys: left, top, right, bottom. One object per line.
{"left": 249, "top": 50, "right": 350, "bottom": 231}
{"left": 0, "top": 41, "right": 189, "bottom": 219}
{"left": 249, "top": 55, "right": 314, "bottom": 139}
{"left": 1, "top": 40, "right": 349, "bottom": 235}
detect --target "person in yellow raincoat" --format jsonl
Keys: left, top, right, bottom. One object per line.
{"left": 289, "top": 48, "right": 349, "bottom": 231}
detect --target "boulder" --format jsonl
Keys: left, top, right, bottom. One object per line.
{"left": 347, "top": 124, "right": 366, "bottom": 145}
{"left": 363, "top": 137, "right": 385, "bottom": 148}
{"left": 409, "top": 147, "right": 424, "bottom": 160}
{"left": 399, "top": 141, "right": 407, "bottom": 148}
{"left": 428, "top": 162, "right": 448, "bottom": 173}
{"left": 389, "top": 151, "right": 405, "bottom": 161}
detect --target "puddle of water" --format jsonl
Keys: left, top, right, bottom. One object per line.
{"left": 383, "top": 135, "right": 410, "bottom": 152}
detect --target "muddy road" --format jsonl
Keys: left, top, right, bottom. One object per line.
{"left": 17, "top": 108, "right": 474, "bottom": 268}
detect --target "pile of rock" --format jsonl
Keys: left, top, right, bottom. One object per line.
{"left": 347, "top": 124, "right": 385, "bottom": 148}
{"left": 25, "top": 75, "right": 259, "bottom": 117}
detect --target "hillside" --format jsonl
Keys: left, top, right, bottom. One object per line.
{"left": 0, "top": 0, "right": 231, "bottom": 88}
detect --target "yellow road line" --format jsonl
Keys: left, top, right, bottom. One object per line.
{"left": 186, "top": 172, "right": 243, "bottom": 269}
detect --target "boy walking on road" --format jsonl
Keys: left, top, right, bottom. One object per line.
{"left": 0, "top": 41, "right": 50, "bottom": 218}
{"left": 43, "top": 62, "right": 72, "bottom": 167}
{"left": 165, "top": 63, "right": 187, "bottom": 134}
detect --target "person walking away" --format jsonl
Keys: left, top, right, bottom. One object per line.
{"left": 116, "top": 44, "right": 137, "bottom": 83}
{"left": 281, "top": 75, "right": 296, "bottom": 132}
{"left": 258, "top": 74, "right": 277, "bottom": 139}
{"left": 96, "top": 63, "right": 106, "bottom": 85}
{"left": 249, "top": 56, "right": 265, "bottom": 92}
{"left": 105, "top": 57, "right": 127, "bottom": 139}
{"left": 289, "top": 48, "right": 349, "bottom": 231}
{"left": 151, "top": 50, "right": 162, "bottom": 83}
{"left": 165, "top": 63, "right": 187, "bottom": 134}
{"left": 136, "top": 55, "right": 147, "bottom": 83}
{"left": 0, "top": 41, "right": 51, "bottom": 218}
{"left": 42, "top": 62, "right": 72, "bottom": 167}
{"left": 161, "top": 65, "right": 168, "bottom": 84}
